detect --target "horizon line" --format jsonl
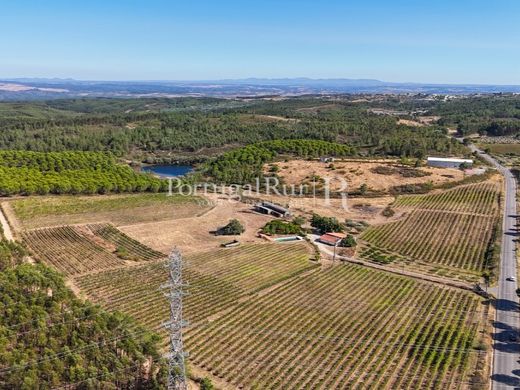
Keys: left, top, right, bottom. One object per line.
{"left": 2, "top": 77, "right": 520, "bottom": 87}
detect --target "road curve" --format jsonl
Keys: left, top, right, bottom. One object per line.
{"left": 468, "top": 144, "right": 520, "bottom": 389}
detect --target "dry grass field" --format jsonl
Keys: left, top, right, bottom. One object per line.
{"left": 263, "top": 193, "right": 400, "bottom": 224}
{"left": 479, "top": 143, "right": 520, "bottom": 155}
{"left": 271, "top": 160, "right": 465, "bottom": 192}
{"left": 10, "top": 193, "right": 210, "bottom": 229}
{"left": 119, "top": 194, "right": 273, "bottom": 255}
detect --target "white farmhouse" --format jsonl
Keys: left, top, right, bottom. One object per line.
{"left": 427, "top": 157, "right": 473, "bottom": 168}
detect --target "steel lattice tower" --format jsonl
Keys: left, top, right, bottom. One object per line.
{"left": 162, "top": 249, "right": 188, "bottom": 390}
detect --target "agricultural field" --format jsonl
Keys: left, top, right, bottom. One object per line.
{"left": 22, "top": 224, "right": 165, "bottom": 276}
{"left": 74, "top": 243, "right": 489, "bottom": 389}
{"left": 479, "top": 143, "right": 520, "bottom": 155}
{"left": 87, "top": 223, "right": 166, "bottom": 261}
{"left": 186, "top": 264, "right": 489, "bottom": 389}
{"left": 9, "top": 193, "right": 209, "bottom": 229}
{"left": 360, "top": 182, "right": 501, "bottom": 281}
{"left": 76, "top": 243, "right": 317, "bottom": 325}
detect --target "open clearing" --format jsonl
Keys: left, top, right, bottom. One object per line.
{"left": 119, "top": 195, "right": 273, "bottom": 254}
{"left": 263, "top": 194, "right": 401, "bottom": 225}
{"left": 478, "top": 143, "right": 520, "bottom": 155}
{"left": 10, "top": 193, "right": 209, "bottom": 229}
{"left": 271, "top": 160, "right": 465, "bottom": 192}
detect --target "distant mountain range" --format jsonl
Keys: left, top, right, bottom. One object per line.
{"left": 0, "top": 77, "right": 519, "bottom": 100}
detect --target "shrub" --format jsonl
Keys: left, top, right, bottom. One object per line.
{"left": 217, "top": 219, "right": 245, "bottom": 235}
{"left": 262, "top": 220, "right": 302, "bottom": 235}
{"left": 339, "top": 235, "right": 357, "bottom": 248}
{"left": 200, "top": 377, "right": 214, "bottom": 390}
{"left": 292, "top": 216, "right": 306, "bottom": 226}
{"left": 382, "top": 206, "right": 395, "bottom": 217}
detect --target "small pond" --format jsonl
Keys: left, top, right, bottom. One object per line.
{"left": 141, "top": 165, "right": 193, "bottom": 178}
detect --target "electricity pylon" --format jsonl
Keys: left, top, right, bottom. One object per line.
{"left": 162, "top": 249, "right": 188, "bottom": 390}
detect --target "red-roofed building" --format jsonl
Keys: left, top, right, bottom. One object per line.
{"left": 317, "top": 232, "right": 346, "bottom": 246}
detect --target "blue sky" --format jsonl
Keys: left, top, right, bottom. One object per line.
{"left": 1, "top": 0, "right": 519, "bottom": 84}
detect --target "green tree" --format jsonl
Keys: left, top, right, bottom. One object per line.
{"left": 200, "top": 377, "right": 214, "bottom": 390}
{"left": 310, "top": 214, "right": 344, "bottom": 234}
{"left": 217, "top": 219, "right": 245, "bottom": 235}
{"left": 339, "top": 234, "right": 357, "bottom": 248}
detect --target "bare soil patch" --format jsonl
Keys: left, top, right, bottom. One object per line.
{"left": 263, "top": 194, "right": 401, "bottom": 225}
{"left": 119, "top": 194, "right": 273, "bottom": 255}
{"left": 271, "top": 160, "right": 465, "bottom": 192}
{"left": 398, "top": 118, "right": 425, "bottom": 127}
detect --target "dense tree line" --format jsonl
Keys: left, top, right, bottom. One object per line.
{"left": 433, "top": 95, "right": 520, "bottom": 136}
{"left": 204, "top": 139, "right": 355, "bottom": 184}
{"left": 0, "top": 151, "right": 167, "bottom": 196}
{"left": 0, "top": 97, "right": 468, "bottom": 159}
{"left": 0, "top": 240, "right": 27, "bottom": 271}
{"left": 0, "top": 246, "right": 167, "bottom": 388}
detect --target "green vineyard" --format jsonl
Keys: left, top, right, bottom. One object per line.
{"left": 186, "top": 264, "right": 487, "bottom": 389}
{"left": 76, "top": 243, "right": 317, "bottom": 325}
{"left": 74, "top": 241, "right": 488, "bottom": 389}
{"left": 22, "top": 226, "right": 123, "bottom": 276}
{"left": 87, "top": 223, "right": 166, "bottom": 261}
{"left": 22, "top": 224, "right": 166, "bottom": 276}
{"left": 392, "top": 182, "right": 500, "bottom": 214}
{"left": 361, "top": 182, "right": 501, "bottom": 277}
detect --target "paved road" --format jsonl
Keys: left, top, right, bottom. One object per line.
{"left": 468, "top": 144, "right": 520, "bottom": 389}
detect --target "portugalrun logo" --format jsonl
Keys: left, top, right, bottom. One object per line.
{"left": 166, "top": 176, "right": 350, "bottom": 210}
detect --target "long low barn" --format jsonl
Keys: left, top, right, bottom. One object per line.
{"left": 254, "top": 202, "right": 290, "bottom": 218}
{"left": 427, "top": 157, "right": 473, "bottom": 168}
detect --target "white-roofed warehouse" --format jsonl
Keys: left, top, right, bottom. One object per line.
{"left": 427, "top": 157, "right": 473, "bottom": 168}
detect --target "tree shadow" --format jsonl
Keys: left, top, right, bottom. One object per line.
{"left": 492, "top": 299, "right": 520, "bottom": 313}
{"left": 491, "top": 373, "right": 520, "bottom": 387}
{"left": 492, "top": 321, "right": 520, "bottom": 354}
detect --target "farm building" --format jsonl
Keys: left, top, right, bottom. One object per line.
{"left": 317, "top": 232, "right": 346, "bottom": 246}
{"left": 427, "top": 157, "right": 473, "bottom": 168}
{"left": 254, "top": 202, "right": 291, "bottom": 218}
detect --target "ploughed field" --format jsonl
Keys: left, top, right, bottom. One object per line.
{"left": 360, "top": 181, "right": 501, "bottom": 281}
